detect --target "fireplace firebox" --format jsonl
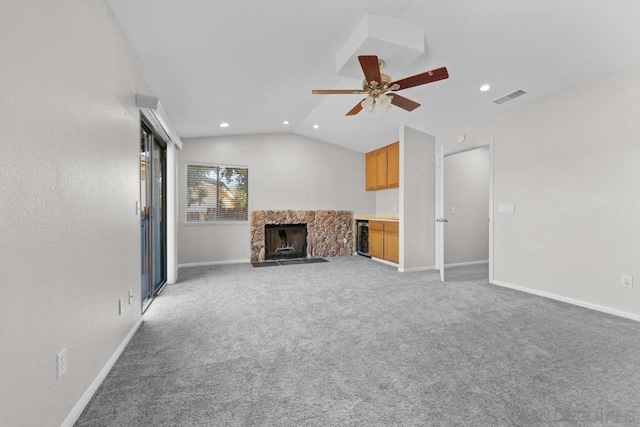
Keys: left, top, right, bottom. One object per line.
{"left": 265, "top": 224, "right": 307, "bottom": 260}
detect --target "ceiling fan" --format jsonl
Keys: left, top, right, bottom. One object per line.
{"left": 312, "top": 55, "right": 449, "bottom": 116}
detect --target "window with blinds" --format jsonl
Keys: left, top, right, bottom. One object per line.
{"left": 186, "top": 163, "right": 248, "bottom": 222}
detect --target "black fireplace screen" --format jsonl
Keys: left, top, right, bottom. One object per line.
{"left": 265, "top": 224, "right": 307, "bottom": 260}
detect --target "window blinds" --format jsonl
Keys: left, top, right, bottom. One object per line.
{"left": 186, "top": 164, "right": 248, "bottom": 222}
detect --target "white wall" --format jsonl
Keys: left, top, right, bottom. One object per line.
{"left": 444, "top": 147, "right": 490, "bottom": 264}
{"left": 437, "top": 65, "right": 640, "bottom": 316}
{"left": 0, "top": 1, "right": 151, "bottom": 425}
{"left": 178, "top": 133, "right": 375, "bottom": 264}
{"left": 400, "top": 126, "right": 436, "bottom": 271}
{"left": 375, "top": 188, "right": 399, "bottom": 215}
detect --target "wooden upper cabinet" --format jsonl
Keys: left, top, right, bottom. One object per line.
{"left": 375, "top": 148, "right": 388, "bottom": 189}
{"left": 365, "top": 152, "right": 377, "bottom": 191}
{"left": 365, "top": 141, "right": 399, "bottom": 191}
{"left": 387, "top": 142, "right": 399, "bottom": 188}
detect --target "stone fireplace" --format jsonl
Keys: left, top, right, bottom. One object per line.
{"left": 250, "top": 210, "right": 352, "bottom": 262}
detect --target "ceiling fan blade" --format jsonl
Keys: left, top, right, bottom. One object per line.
{"left": 391, "top": 67, "right": 449, "bottom": 91}
{"left": 390, "top": 94, "right": 421, "bottom": 111}
{"left": 346, "top": 99, "right": 365, "bottom": 116}
{"left": 358, "top": 55, "right": 382, "bottom": 84}
{"left": 312, "top": 89, "right": 367, "bottom": 95}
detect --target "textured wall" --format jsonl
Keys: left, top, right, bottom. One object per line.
{"left": 375, "top": 188, "right": 400, "bottom": 216}
{"left": 178, "top": 133, "right": 375, "bottom": 264}
{"left": 437, "top": 65, "right": 640, "bottom": 316}
{"left": 0, "top": 1, "right": 150, "bottom": 425}
{"left": 400, "top": 127, "right": 436, "bottom": 271}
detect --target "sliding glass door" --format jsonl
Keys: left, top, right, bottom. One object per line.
{"left": 140, "top": 120, "right": 167, "bottom": 310}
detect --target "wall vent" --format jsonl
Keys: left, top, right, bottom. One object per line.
{"left": 493, "top": 90, "right": 527, "bottom": 105}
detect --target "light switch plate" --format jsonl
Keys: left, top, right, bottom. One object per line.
{"left": 498, "top": 204, "right": 515, "bottom": 214}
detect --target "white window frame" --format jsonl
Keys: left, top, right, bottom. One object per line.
{"left": 184, "top": 162, "right": 249, "bottom": 225}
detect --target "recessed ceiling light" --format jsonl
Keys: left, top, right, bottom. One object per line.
{"left": 480, "top": 84, "right": 491, "bottom": 92}
{"left": 283, "top": 120, "right": 289, "bottom": 125}
{"left": 313, "top": 124, "right": 319, "bottom": 129}
{"left": 219, "top": 122, "right": 230, "bottom": 128}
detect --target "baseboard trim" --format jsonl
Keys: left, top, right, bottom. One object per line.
{"left": 492, "top": 280, "right": 640, "bottom": 322}
{"left": 398, "top": 266, "right": 436, "bottom": 273}
{"left": 371, "top": 257, "right": 399, "bottom": 268}
{"left": 61, "top": 317, "right": 144, "bottom": 427}
{"left": 444, "top": 260, "right": 489, "bottom": 267}
{"left": 178, "top": 259, "right": 249, "bottom": 269}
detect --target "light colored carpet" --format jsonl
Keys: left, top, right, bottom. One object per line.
{"left": 76, "top": 257, "right": 640, "bottom": 426}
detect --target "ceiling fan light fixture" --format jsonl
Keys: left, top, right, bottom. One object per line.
{"left": 378, "top": 93, "right": 393, "bottom": 110}
{"left": 361, "top": 96, "right": 375, "bottom": 113}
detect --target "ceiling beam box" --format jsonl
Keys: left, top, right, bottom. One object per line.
{"left": 335, "top": 15, "right": 425, "bottom": 80}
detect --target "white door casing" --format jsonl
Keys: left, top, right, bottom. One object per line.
{"left": 435, "top": 139, "right": 494, "bottom": 283}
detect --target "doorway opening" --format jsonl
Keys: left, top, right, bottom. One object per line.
{"left": 436, "top": 139, "right": 494, "bottom": 283}
{"left": 140, "top": 118, "right": 167, "bottom": 311}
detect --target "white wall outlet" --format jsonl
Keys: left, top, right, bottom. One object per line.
{"left": 450, "top": 206, "right": 456, "bottom": 215}
{"left": 621, "top": 275, "right": 633, "bottom": 288}
{"left": 342, "top": 238, "right": 347, "bottom": 244}
{"left": 57, "top": 348, "right": 67, "bottom": 379}
{"left": 128, "top": 289, "right": 133, "bottom": 306}
{"left": 119, "top": 298, "right": 123, "bottom": 314}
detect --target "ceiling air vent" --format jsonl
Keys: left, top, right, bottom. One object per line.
{"left": 493, "top": 90, "right": 527, "bottom": 105}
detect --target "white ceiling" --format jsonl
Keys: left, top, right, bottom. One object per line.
{"left": 106, "top": 0, "right": 640, "bottom": 153}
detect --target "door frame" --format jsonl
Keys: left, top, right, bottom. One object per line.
{"left": 435, "top": 138, "right": 494, "bottom": 283}
{"left": 140, "top": 117, "right": 168, "bottom": 312}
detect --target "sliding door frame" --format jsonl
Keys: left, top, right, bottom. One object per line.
{"left": 141, "top": 116, "right": 168, "bottom": 312}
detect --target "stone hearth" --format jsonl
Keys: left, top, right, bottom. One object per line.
{"left": 251, "top": 210, "right": 353, "bottom": 262}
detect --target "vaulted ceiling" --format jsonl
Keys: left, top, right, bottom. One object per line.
{"left": 106, "top": 0, "right": 640, "bottom": 152}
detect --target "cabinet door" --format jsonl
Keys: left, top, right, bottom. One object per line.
{"left": 369, "top": 221, "right": 384, "bottom": 259}
{"left": 387, "top": 142, "right": 399, "bottom": 188}
{"left": 365, "top": 152, "right": 376, "bottom": 191}
{"left": 383, "top": 232, "right": 399, "bottom": 264}
{"left": 375, "top": 148, "right": 388, "bottom": 189}
{"left": 383, "top": 222, "right": 399, "bottom": 263}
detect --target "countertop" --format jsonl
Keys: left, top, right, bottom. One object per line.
{"left": 353, "top": 214, "right": 399, "bottom": 222}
